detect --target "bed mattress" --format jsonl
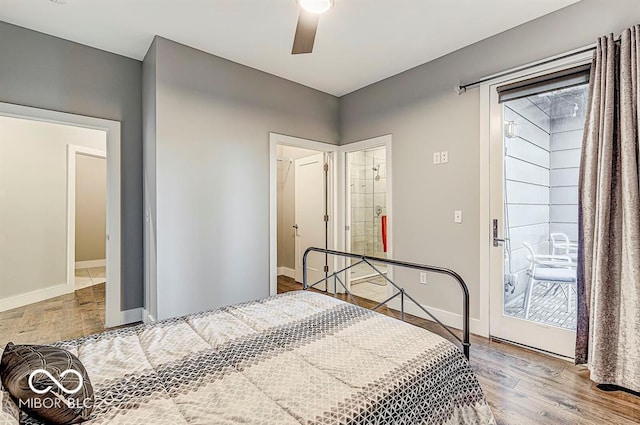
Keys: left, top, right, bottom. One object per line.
{"left": 1, "top": 290, "right": 495, "bottom": 424}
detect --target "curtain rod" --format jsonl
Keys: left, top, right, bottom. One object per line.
{"left": 455, "top": 38, "right": 621, "bottom": 94}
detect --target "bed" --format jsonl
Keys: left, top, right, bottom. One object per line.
{"left": 1, "top": 290, "right": 494, "bottom": 424}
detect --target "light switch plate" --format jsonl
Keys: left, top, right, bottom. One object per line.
{"left": 433, "top": 152, "right": 441, "bottom": 164}
{"left": 441, "top": 151, "right": 449, "bottom": 163}
{"left": 454, "top": 210, "right": 463, "bottom": 223}
{"left": 419, "top": 272, "right": 427, "bottom": 284}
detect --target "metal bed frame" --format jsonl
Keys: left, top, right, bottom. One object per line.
{"left": 302, "top": 247, "right": 471, "bottom": 359}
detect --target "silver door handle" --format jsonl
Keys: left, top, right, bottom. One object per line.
{"left": 493, "top": 238, "right": 509, "bottom": 246}
{"left": 292, "top": 224, "right": 299, "bottom": 229}
{"left": 492, "top": 219, "right": 509, "bottom": 247}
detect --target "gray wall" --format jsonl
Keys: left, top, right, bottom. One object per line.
{"left": 146, "top": 37, "right": 339, "bottom": 320}
{"left": 339, "top": 0, "right": 640, "bottom": 319}
{"left": 0, "top": 22, "right": 143, "bottom": 311}
{"left": 142, "top": 39, "right": 158, "bottom": 320}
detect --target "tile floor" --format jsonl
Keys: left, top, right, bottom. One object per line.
{"left": 349, "top": 262, "right": 387, "bottom": 280}
{"left": 505, "top": 282, "right": 577, "bottom": 330}
{"left": 350, "top": 276, "right": 388, "bottom": 303}
{"left": 0, "top": 283, "right": 106, "bottom": 348}
{"left": 75, "top": 266, "right": 106, "bottom": 287}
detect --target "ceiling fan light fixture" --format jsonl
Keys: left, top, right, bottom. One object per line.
{"left": 297, "top": 0, "right": 335, "bottom": 14}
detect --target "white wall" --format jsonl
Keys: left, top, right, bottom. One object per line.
{"left": 75, "top": 155, "right": 106, "bottom": 262}
{"left": 503, "top": 98, "right": 551, "bottom": 302}
{"left": 0, "top": 116, "right": 106, "bottom": 301}
{"left": 550, "top": 113, "right": 584, "bottom": 243}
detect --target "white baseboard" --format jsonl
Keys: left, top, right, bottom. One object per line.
{"left": 75, "top": 279, "right": 105, "bottom": 291}
{"left": 75, "top": 259, "right": 106, "bottom": 269}
{"left": 277, "top": 267, "right": 295, "bottom": 279}
{"left": 387, "top": 298, "right": 485, "bottom": 337}
{"left": 106, "top": 307, "right": 143, "bottom": 328}
{"left": 142, "top": 309, "right": 156, "bottom": 325}
{"left": 0, "top": 283, "right": 73, "bottom": 312}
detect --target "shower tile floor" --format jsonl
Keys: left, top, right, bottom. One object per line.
{"left": 350, "top": 276, "right": 388, "bottom": 303}
{"left": 504, "top": 282, "right": 577, "bottom": 330}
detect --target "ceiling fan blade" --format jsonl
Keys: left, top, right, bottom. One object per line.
{"left": 292, "top": 10, "right": 319, "bottom": 55}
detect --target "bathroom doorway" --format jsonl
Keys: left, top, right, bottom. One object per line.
{"left": 344, "top": 136, "right": 392, "bottom": 303}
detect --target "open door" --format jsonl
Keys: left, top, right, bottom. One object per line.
{"left": 294, "top": 152, "right": 328, "bottom": 291}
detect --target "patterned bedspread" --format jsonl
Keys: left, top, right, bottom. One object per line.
{"left": 1, "top": 291, "right": 495, "bottom": 424}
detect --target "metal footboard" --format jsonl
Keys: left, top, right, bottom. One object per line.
{"left": 302, "top": 247, "right": 471, "bottom": 359}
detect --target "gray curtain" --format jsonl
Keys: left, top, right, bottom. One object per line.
{"left": 577, "top": 25, "right": 640, "bottom": 393}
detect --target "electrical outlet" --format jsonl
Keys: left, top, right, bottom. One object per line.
{"left": 454, "top": 210, "right": 463, "bottom": 223}
{"left": 419, "top": 272, "right": 427, "bottom": 284}
{"left": 441, "top": 151, "right": 449, "bottom": 163}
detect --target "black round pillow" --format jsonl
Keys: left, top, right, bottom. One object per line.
{"left": 0, "top": 343, "right": 93, "bottom": 424}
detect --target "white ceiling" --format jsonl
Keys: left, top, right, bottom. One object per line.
{"left": 0, "top": 0, "right": 579, "bottom": 96}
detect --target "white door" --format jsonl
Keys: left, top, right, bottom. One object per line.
{"left": 294, "top": 153, "right": 327, "bottom": 291}
{"left": 489, "top": 83, "right": 579, "bottom": 358}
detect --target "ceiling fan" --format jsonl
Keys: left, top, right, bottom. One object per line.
{"left": 291, "top": 0, "right": 335, "bottom": 55}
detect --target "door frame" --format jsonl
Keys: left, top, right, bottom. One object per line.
{"left": 67, "top": 145, "right": 107, "bottom": 291}
{"left": 269, "top": 133, "right": 339, "bottom": 296}
{"left": 479, "top": 50, "right": 593, "bottom": 351}
{"left": 0, "top": 102, "right": 123, "bottom": 328}
{"left": 338, "top": 135, "right": 393, "bottom": 297}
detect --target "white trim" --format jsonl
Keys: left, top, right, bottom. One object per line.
{"left": 114, "top": 308, "right": 143, "bottom": 326}
{"left": 269, "top": 133, "right": 339, "bottom": 296}
{"left": 337, "top": 135, "right": 393, "bottom": 297}
{"left": 0, "top": 284, "right": 71, "bottom": 313}
{"left": 68, "top": 145, "right": 106, "bottom": 296}
{"left": 142, "top": 309, "right": 156, "bottom": 324}
{"left": 277, "top": 267, "right": 295, "bottom": 279}
{"left": 0, "top": 102, "right": 123, "bottom": 327}
{"left": 75, "top": 259, "right": 106, "bottom": 269}
{"left": 477, "top": 83, "right": 491, "bottom": 338}
{"left": 479, "top": 51, "right": 592, "bottom": 355}
{"left": 75, "top": 279, "right": 103, "bottom": 291}
{"left": 387, "top": 298, "right": 484, "bottom": 336}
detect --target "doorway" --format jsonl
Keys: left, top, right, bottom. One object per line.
{"left": 342, "top": 135, "right": 393, "bottom": 304}
{"left": 0, "top": 103, "right": 122, "bottom": 343}
{"left": 270, "top": 133, "right": 338, "bottom": 296}
{"left": 488, "top": 66, "right": 589, "bottom": 358}
{"left": 68, "top": 146, "right": 107, "bottom": 294}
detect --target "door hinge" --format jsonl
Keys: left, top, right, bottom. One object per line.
{"left": 324, "top": 214, "right": 329, "bottom": 222}
{"left": 324, "top": 265, "right": 329, "bottom": 273}
{"left": 323, "top": 163, "right": 329, "bottom": 172}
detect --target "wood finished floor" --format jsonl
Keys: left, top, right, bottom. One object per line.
{"left": 278, "top": 276, "right": 640, "bottom": 425}
{"left": 1, "top": 277, "right": 638, "bottom": 424}
{"left": 0, "top": 283, "right": 106, "bottom": 348}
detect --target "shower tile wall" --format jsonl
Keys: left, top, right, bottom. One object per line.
{"left": 350, "top": 148, "right": 386, "bottom": 259}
